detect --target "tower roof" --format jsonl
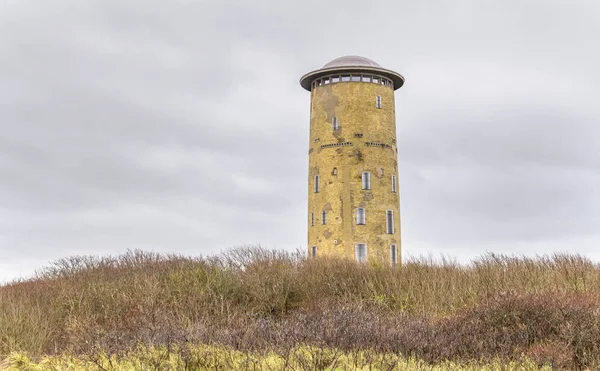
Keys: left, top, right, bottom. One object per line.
{"left": 300, "top": 55, "right": 404, "bottom": 91}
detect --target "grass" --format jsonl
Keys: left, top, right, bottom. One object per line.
{"left": 1, "top": 246, "right": 600, "bottom": 370}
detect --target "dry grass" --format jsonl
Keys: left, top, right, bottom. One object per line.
{"left": 1, "top": 246, "right": 600, "bottom": 369}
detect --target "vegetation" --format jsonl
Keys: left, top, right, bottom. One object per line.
{"left": 1, "top": 247, "right": 600, "bottom": 370}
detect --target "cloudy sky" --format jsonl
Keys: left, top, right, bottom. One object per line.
{"left": 1, "top": 1, "right": 599, "bottom": 282}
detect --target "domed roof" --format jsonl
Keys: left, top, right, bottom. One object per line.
{"left": 323, "top": 55, "right": 382, "bottom": 69}
{"left": 300, "top": 55, "right": 404, "bottom": 91}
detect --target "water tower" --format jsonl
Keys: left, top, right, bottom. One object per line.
{"left": 300, "top": 56, "right": 405, "bottom": 265}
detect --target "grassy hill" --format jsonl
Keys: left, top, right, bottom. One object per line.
{"left": 1, "top": 247, "right": 600, "bottom": 370}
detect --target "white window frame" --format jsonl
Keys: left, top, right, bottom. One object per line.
{"left": 376, "top": 95, "right": 382, "bottom": 109}
{"left": 356, "top": 208, "right": 366, "bottom": 225}
{"left": 390, "top": 244, "right": 397, "bottom": 266}
{"left": 354, "top": 243, "right": 367, "bottom": 263}
{"left": 361, "top": 172, "right": 371, "bottom": 190}
{"left": 392, "top": 175, "right": 397, "bottom": 193}
{"left": 314, "top": 175, "right": 320, "bottom": 193}
{"left": 386, "top": 210, "right": 394, "bottom": 234}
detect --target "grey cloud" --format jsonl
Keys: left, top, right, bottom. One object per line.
{"left": 1, "top": 0, "right": 600, "bottom": 282}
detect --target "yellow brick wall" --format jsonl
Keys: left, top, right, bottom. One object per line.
{"left": 307, "top": 81, "right": 401, "bottom": 265}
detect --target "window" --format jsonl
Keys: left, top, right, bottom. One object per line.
{"left": 356, "top": 208, "right": 366, "bottom": 225}
{"left": 361, "top": 172, "right": 371, "bottom": 190}
{"left": 341, "top": 75, "right": 350, "bottom": 82}
{"left": 354, "top": 133, "right": 363, "bottom": 138}
{"left": 332, "top": 76, "right": 340, "bottom": 83}
{"left": 363, "top": 75, "right": 372, "bottom": 82}
{"left": 314, "top": 175, "right": 320, "bottom": 193}
{"left": 392, "top": 175, "right": 397, "bottom": 193}
{"left": 390, "top": 244, "right": 397, "bottom": 266}
{"left": 351, "top": 75, "right": 360, "bottom": 82}
{"left": 376, "top": 96, "right": 382, "bottom": 109}
{"left": 311, "top": 212, "right": 314, "bottom": 227}
{"left": 380, "top": 168, "right": 384, "bottom": 176}
{"left": 373, "top": 77, "right": 379, "bottom": 84}
{"left": 311, "top": 246, "right": 317, "bottom": 258}
{"left": 386, "top": 210, "right": 394, "bottom": 234}
{"left": 332, "top": 167, "right": 337, "bottom": 175}
{"left": 354, "top": 244, "right": 367, "bottom": 263}
{"left": 322, "top": 211, "right": 327, "bottom": 225}
{"left": 332, "top": 117, "right": 339, "bottom": 130}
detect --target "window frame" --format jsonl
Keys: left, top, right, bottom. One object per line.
{"left": 386, "top": 210, "right": 394, "bottom": 234}
{"left": 356, "top": 207, "right": 366, "bottom": 225}
{"left": 354, "top": 243, "right": 368, "bottom": 263}
{"left": 361, "top": 171, "right": 371, "bottom": 190}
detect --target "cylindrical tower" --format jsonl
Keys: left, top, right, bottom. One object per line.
{"left": 300, "top": 56, "right": 405, "bottom": 265}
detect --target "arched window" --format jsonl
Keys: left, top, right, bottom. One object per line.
{"left": 356, "top": 208, "right": 366, "bottom": 225}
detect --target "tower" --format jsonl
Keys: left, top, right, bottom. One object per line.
{"left": 300, "top": 56, "right": 405, "bottom": 265}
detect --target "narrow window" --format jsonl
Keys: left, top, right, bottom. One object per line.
{"left": 311, "top": 212, "right": 314, "bottom": 227}
{"left": 322, "top": 211, "right": 327, "bottom": 225}
{"left": 311, "top": 246, "right": 317, "bottom": 258}
{"left": 380, "top": 168, "right": 384, "bottom": 176}
{"left": 386, "top": 210, "right": 394, "bottom": 234}
{"left": 376, "top": 96, "right": 382, "bottom": 109}
{"left": 392, "top": 175, "right": 397, "bottom": 193}
{"left": 314, "top": 175, "right": 320, "bottom": 193}
{"left": 354, "top": 244, "right": 367, "bottom": 263}
{"left": 390, "top": 244, "right": 397, "bottom": 266}
{"left": 356, "top": 208, "right": 366, "bottom": 225}
{"left": 332, "top": 167, "right": 337, "bottom": 175}
{"left": 361, "top": 172, "right": 371, "bottom": 190}
{"left": 332, "top": 117, "right": 339, "bottom": 130}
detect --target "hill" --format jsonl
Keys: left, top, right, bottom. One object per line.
{"left": 1, "top": 247, "right": 600, "bottom": 370}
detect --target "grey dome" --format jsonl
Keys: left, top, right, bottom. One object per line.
{"left": 300, "top": 55, "right": 404, "bottom": 91}
{"left": 323, "top": 55, "right": 382, "bottom": 69}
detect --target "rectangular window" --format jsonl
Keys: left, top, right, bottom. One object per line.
{"left": 314, "top": 175, "right": 320, "bottom": 193}
{"left": 354, "top": 244, "right": 367, "bottom": 263}
{"left": 356, "top": 208, "right": 366, "bottom": 225}
{"left": 376, "top": 96, "right": 382, "bottom": 109}
{"left": 392, "top": 175, "right": 397, "bottom": 193}
{"left": 386, "top": 210, "right": 394, "bottom": 234}
{"left": 332, "top": 117, "right": 339, "bottom": 130}
{"left": 351, "top": 75, "right": 361, "bottom": 82}
{"left": 390, "top": 244, "right": 397, "bottom": 266}
{"left": 361, "top": 172, "right": 371, "bottom": 190}
{"left": 311, "top": 246, "right": 317, "bottom": 258}
{"left": 311, "top": 212, "right": 314, "bottom": 227}
{"left": 321, "top": 211, "right": 327, "bottom": 225}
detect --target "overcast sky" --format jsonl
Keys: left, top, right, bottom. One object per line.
{"left": 1, "top": 1, "right": 599, "bottom": 282}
